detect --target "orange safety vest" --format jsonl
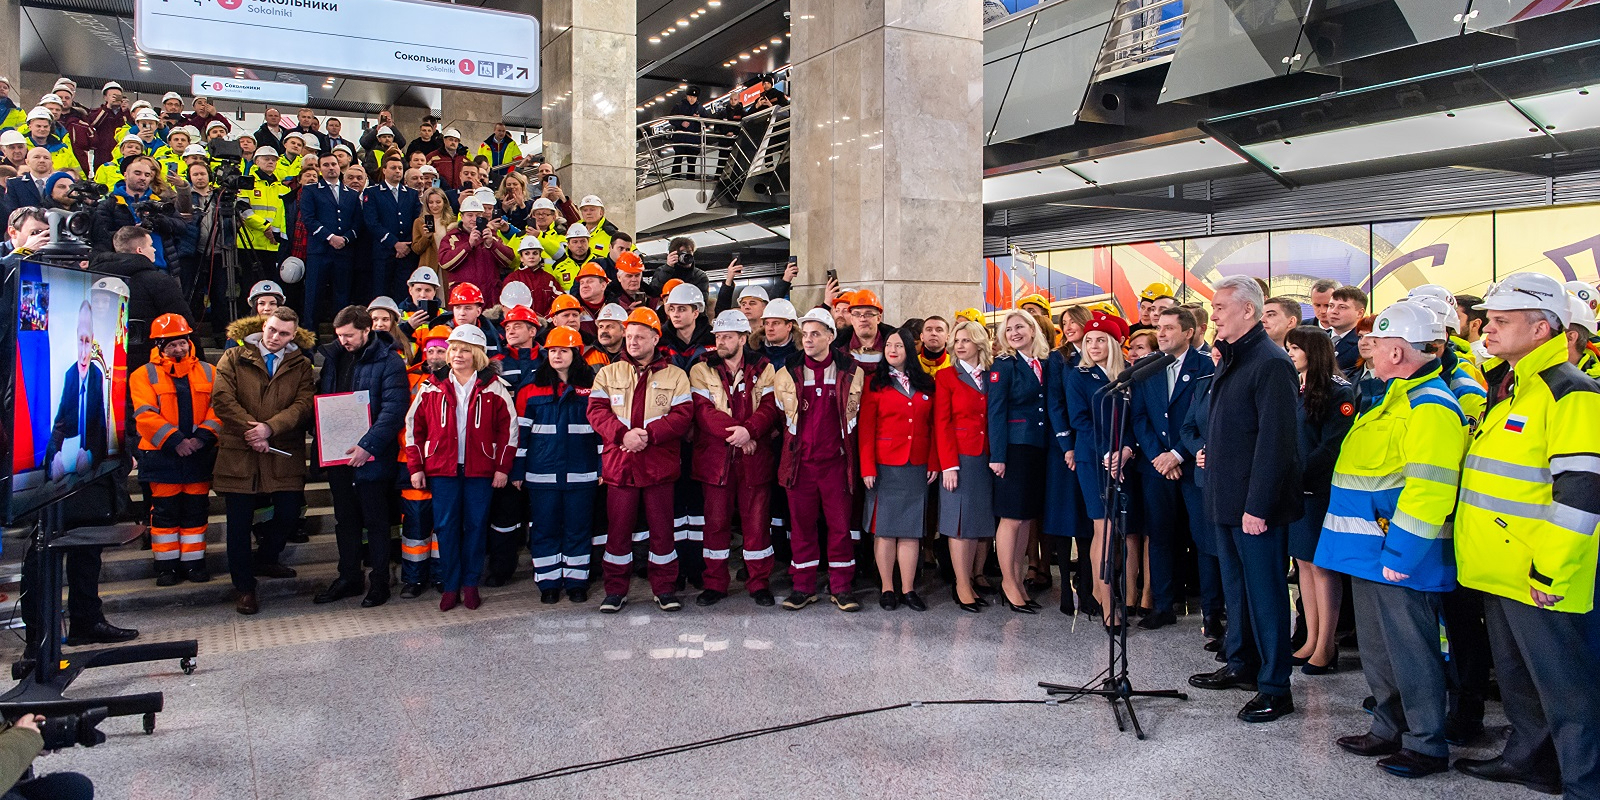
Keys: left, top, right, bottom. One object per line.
{"left": 130, "top": 350, "right": 221, "bottom": 452}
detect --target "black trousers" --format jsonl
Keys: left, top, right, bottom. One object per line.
{"left": 1217, "top": 523, "right": 1293, "bottom": 696}
{"left": 486, "top": 485, "right": 526, "bottom": 580}
{"left": 1441, "top": 584, "right": 1493, "bottom": 722}
{"left": 20, "top": 544, "right": 104, "bottom": 649}
{"left": 1484, "top": 587, "right": 1600, "bottom": 798}
{"left": 224, "top": 491, "right": 297, "bottom": 592}
{"left": 326, "top": 468, "right": 391, "bottom": 584}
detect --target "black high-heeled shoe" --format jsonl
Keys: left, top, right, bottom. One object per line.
{"left": 1003, "top": 596, "right": 1038, "bottom": 614}
{"left": 951, "top": 587, "right": 982, "bottom": 613}
{"left": 1024, "top": 599, "right": 1042, "bottom": 610}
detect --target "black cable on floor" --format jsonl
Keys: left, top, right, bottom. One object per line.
{"left": 406, "top": 688, "right": 1113, "bottom": 800}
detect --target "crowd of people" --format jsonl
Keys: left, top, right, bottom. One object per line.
{"left": 3, "top": 77, "right": 1600, "bottom": 799}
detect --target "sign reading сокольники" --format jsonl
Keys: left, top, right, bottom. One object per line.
{"left": 136, "top": 0, "right": 539, "bottom": 94}
{"left": 190, "top": 75, "right": 309, "bottom": 106}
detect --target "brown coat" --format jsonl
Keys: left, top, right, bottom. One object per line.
{"left": 210, "top": 316, "right": 317, "bottom": 494}
{"left": 411, "top": 215, "right": 446, "bottom": 270}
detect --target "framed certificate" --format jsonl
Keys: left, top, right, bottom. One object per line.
{"left": 314, "top": 390, "right": 372, "bottom": 468}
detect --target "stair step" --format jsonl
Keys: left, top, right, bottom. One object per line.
{"left": 98, "top": 533, "right": 343, "bottom": 583}
{"left": 99, "top": 562, "right": 344, "bottom": 613}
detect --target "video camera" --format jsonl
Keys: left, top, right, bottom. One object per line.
{"left": 4, "top": 708, "right": 108, "bottom": 750}
{"left": 28, "top": 180, "right": 104, "bottom": 260}
{"left": 133, "top": 199, "right": 176, "bottom": 231}
{"left": 206, "top": 138, "right": 256, "bottom": 197}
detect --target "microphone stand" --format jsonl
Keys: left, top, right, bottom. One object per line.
{"left": 1040, "top": 356, "right": 1186, "bottom": 739}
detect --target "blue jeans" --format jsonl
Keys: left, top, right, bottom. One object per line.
{"left": 430, "top": 473, "right": 493, "bottom": 592}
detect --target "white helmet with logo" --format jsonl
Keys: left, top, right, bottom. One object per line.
{"left": 1370, "top": 301, "right": 1438, "bottom": 345}
{"left": 1475, "top": 272, "right": 1571, "bottom": 328}
{"left": 249, "top": 280, "right": 286, "bottom": 304}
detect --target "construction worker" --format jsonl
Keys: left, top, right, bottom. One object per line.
{"left": 502, "top": 235, "right": 563, "bottom": 318}
{"left": 238, "top": 147, "right": 289, "bottom": 288}
{"left": 1314, "top": 301, "right": 1467, "bottom": 779}
{"left": 514, "top": 326, "right": 601, "bottom": 605}
{"left": 589, "top": 303, "right": 627, "bottom": 366}
{"left": 446, "top": 281, "right": 505, "bottom": 360}
{"left": 131, "top": 314, "right": 222, "bottom": 585}
{"left": 1454, "top": 272, "right": 1600, "bottom": 796}
{"left": 398, "top": 325, "right": 452, "bottom": 598}
{"left": 572, "top": 262, "right": 610, "bottom": 336}
{"left": 94, "top": 134, "right": 145, "bottom": 191}
{"left": 549, "top": 223, "right": 613, "bottom": 292}
{"left": 574, "top": 194, "right": 620, "bottom": 257}
{"left": 772, "top": 308, "right": 866, "bottom": 612}
{"left": 689, "top": 310, "right": 783, "bottom": 607}
{"left": 484, "top": 305, "right": 541, "bottom": 586}
{"left": 1405, "top": 295, "right": 1488, "bottom": 426}
{"left": 248, "top": 280, "right": 285, "bottom": 317}
{"left": 397, "top": 265, "right": 447, "bottom": 338}
{"left": 1410, "top": 284, "right": 1486, "bottom": 383}
{"left": 584, "top": 307, "right": 694, "bottom": 613}
{"left": 1564, "top": 291, "right": 1600, "bottom": 379}
{"left": 523, "top": 196, "right": 566, "bottom": 260}
{"left": 21, "top": 106, "right": 80, "bottom": 173}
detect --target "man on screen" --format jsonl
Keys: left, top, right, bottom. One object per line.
{"left": 46, "top": 301, "right": 108, "bottom": 481}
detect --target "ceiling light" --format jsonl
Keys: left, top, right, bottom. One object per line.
{"left": 739, "top": 53, "right": 750, "bottom": 59}
{"left": 1066, "top": 139, "right": 1245, "bottom": 185}
{"left": 676, "top": 19, "right": 689, "bottom": 27}
{"left": 690, "top": 12, "right": 699, "bottom": 18}
{"left": 648, "top": 36, "right": 660, "bottom": 43}
{"left": 697, "top": 7, "right": 706, "bottom": 13}
{"left": 708, "top": 0, "right": 720, "bottom": 6}
{"left": 771, "top": 38, "right": 782, "bottom": 44}
{"left": 678, "top": 83, "right": 688, "bottom": 89}
{"left": 982, "top": 167, "right": 1094, "bottom": 205}
{"left": 1241, "top": 105, "right": 1540, "bottom": 174}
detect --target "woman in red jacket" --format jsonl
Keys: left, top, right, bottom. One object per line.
{"left": 935, "top": 320, "right": 996, "bottom": 612}
{"left": 860, "top": 328, "right": 938, "bottom": 611}
{"left": 403, "top": 324, "right": 518, "bottom": 611}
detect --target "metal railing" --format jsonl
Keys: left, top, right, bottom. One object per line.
{"left": 1093, "top": 0, "right": 1186, "bottom": 79}
{"left": 635, "top": 116, "right": 742, "bottom": 194}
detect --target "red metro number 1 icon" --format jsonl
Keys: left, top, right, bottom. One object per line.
{"left": 458, "top": 59, "right": 475, "bottom": 75}
{"left": 217, "top": 0, "right": 243, "bottom": 10}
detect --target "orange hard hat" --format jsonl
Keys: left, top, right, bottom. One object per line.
{"left": 423, "top": 325, "right": 454, "bottom": 348}
{"left": 447, "top": 282, "right": 484, "bottom": 307}
{"left": 626, "top": 306, "right": 662, "bottom": 334}
{"left": 545, "top": 326, "right": 583, "bottom": 349}
{"left": 548, "top": 294, "right": 582, "bottom": 315}
{"left": 614, "top": 250, "right": 645, "bottom": 275}
{"left": 149, "top": 313, "right": 193, "bottom": 339}
{"left": 660, "top": 278, "right": 684, "bottom": 297}
{"left": 503, "top": 305, "right": 538, "bottom": 326}
{"left": 850, "top": 289, "right": 883, "bottom": 312}
{"left": 576, "top": 263, "right": 609, "bottom": 282}
{"left": 832, "top": 291, "right": 856, "bottom": 308}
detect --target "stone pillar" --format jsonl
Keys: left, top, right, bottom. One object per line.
{"left": 0, "top": 0, "right": 18, "bottom": 99}
{"left": 440, "top": 90, "right": 501, "bottom": 157}
{"left": 790, "top": 0, "right": 985, "bottom": 318}
{"left": 540, "top": 0, "right": 636, "bottom": 236}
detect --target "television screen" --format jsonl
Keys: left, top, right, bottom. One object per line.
{"left": 2, "top": 259, "right": 131, "bottom": 522}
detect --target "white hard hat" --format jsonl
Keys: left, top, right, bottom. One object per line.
{"left": 118, "top": 132, "right": 143, "bottom": 146}
{"left": 278, "top": 257, "right": 305, "bottom": 284}
{"left": 578, "top": 194, "right": 604, "bottom": 208}
{"left": 1564, "top": 280, "right": 1597, "bottom": 315}
{"left": 283, "top": 132, "right": 304, "bottom": 143}
{"left": 474, "top": 187, "right": 496, "bottom": 206}
{"left": 253, "top": 146, "right": 280, "bottom": 159}
{"left": 1407, "top": 285, "right": 1458, "bottom": 331}
{"left": 332, "top": 143, "right": 353, "bottom": 155}
{"left": 129, "top": 99, "right": 152, "bottom": 110}
{"left": 26, "top": 107, "right": 52, "bottom": 122}
{"left": 376, "top": 126, "right": 395, "bottom": 137}
{"left": 418, "top": 164, "right": 438, "bottom": 175}
{"left": 38, "top": 94, "right": 63, "bottom": 107}
{"left": 1402, "top": 296, "right": 1451, "bottom": 341}
{"left": 737, "top": 285, "right": 770, "bottom": 303}
{"left": 1475, "top": 272, "right": 1571, "bottom": 328}
{"left": 91, "top": 276, "right": 130, "bottom": 297}
{"left": 565, "top": 223, "right": 590, "bottom": 238}
{"left": 1370, "top": 301, "right": 1438, "bottom": 345}
{"left": 368, "top": 295, "right": 401, "bottom": 316}
{"left": 133, "top": 108, "right": 161, "bottom": 123}
{"left": 762, "top": 298, "right": 798, "bottom": 322}
{"left": 206, "top": 120, "right": 227, "bottom": 132}
{"left": 666, "top": 283, "right": 705, "bottom": 308}
{"left": 530, "top": 197, "right": 557, "bottom": 212}
{"left": 799, "top": 307, "right": 837, "bottom": 334}
{"left": 499, "top": 281, "right": 533, "bottom": 310}
{"left": 408, "top": 266, "right": 442, "bottom": 288}
{"left": 711, "top": 309, "right": 751, "bottom": 334}
{"left": 458, "top": 196, "right": 487, "bottom": 213}
{"left": 597, "top": 303, "right": 629, "bottom": 323}
{"left": 300, "top": 137, "right": 320, "bottom": 151}
{"left": 517, "top": 236, "right": 543, "bottom": 252}
{"left": 442, "top": 128, "right": 462, "bottom": 139}
{"left": 0, "top": 130, "right": 25, "bottom": 147}
{"left": 183, "top": 144, "right": 207, "bottom": 157}
{"left": 161, "top": 91, "right": 182, "bottom": 102}
{"left": 101, "top": 81, "right": 122, "bottom": 93}
{"left": 1569, "top": 294, "right": 1598, "bottom": 335}
{"left": 448, "top": 324, "right": 487, "bottom": 348}
{"left": 175, "top": 125, "right": 200, "bottom": 139}
{"left": 249, "top": 280, "right": 285, "bottom": 303}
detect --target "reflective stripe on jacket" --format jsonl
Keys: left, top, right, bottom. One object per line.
{"left": 130, "top": 351, "right": 221, "bottom": 484}
{"left": 1457, "top": 335, "right": 1600, "bottom": 612}
{"left": 1314, "top": 361, "right": 1466, "bottom": 592}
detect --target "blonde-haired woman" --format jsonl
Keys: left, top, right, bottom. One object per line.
{"left": 936, "top": 320, "right": 997, "bottom": 611}
{"left": 1065, "top": 311, "right": 1133, "bottom": 629}
{"left": 986, "top": 310, "right": 1052, "bottom": 613}
{"left": 411, "top": 187, "right": 455, "bottom": 270}
{"left": 495, "top": 171, "right": 531, "bottom": 232}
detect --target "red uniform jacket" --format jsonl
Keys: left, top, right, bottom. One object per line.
{"left": 934, "top": 364, "right": 989, "bottom": 467}
{"left": 774, "top": 351, "right": 864, "bottom": 489}
{"left": 688, "top": 350, "right": 781, "bottom": 486}
{"left": 859, "top": 381, "right": 936, "bottom": 478}
{"left": 501, "top": 268, "right": 561, "bottom": 318}
{"left": 585, "top": 350, "right": 694, "bottom": 487}
{"left": 404, "top": 368, "right": 518, "bottom": 478}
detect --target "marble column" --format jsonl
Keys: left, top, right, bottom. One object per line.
{"left": 440, "top": 90, "right": 501, "bottom": 156}
{"left": 790, "top": 0, "right": 985, "bottom": 318}
{"left": 1, "top": 0, "right": 22, "bottom": 97}
{"left": 540, "top": 0, "right": 636, "bottom": 236}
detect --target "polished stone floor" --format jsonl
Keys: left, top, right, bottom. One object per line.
{"left": 8, "top": 579, "right": 1533, "bottom": 800}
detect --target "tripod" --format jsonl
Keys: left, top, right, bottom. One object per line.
{"left": 1039, "top": 379, "right": 1186, "bottom": 739}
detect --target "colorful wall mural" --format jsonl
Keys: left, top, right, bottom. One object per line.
{"left": 985, "top": 203, "right": 1600, "bottom": 319}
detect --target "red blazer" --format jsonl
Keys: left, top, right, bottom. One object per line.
{"left": 934, "top": 364, "right": 989, "bottom": 467}
{"left": 859, "top": 382, "right": 936, "bottom": 478}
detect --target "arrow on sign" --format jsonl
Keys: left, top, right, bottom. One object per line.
{"left": 516, "top": 67, "right": 528, "bottom": 80}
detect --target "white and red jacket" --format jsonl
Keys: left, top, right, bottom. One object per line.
{"left": 404, "top": 368, "right": 519, "bottom": 478}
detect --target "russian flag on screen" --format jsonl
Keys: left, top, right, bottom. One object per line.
{"left": 1505, "top": 414, "right": 1528, "bottom": 434}
{"left": 14, "top": 262, "right": 51, "bottom": 472}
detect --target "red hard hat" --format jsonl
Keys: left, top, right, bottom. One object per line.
{"left": 448, "top": 282, "right": 484, "bottom": 307}
{"left": 545, "top": 326, "right": 583, "bottom": 349}
{"left": 149, "top": 313, "right": 193, "bottom": 339}
{"left": 548, "top": 294, "right": 582, "bottom": 315}
{"left": 503, "top": 305, "right": 538, "bottom": 326}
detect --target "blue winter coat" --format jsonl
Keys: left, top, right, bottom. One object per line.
{"left": 315, "top": 330, "right": 409, "bottom": 481}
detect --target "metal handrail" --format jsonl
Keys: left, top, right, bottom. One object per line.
{"left": 635, "top": 115, "right": 743, "bottom": 194}
{"left": 1093, "top": 0, "right": 1185, "bottom": 77}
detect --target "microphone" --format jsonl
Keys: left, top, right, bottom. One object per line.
{"left": 1108, "top": 351, "right": 1175, "bottom": 389}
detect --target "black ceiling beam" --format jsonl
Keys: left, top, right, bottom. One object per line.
{"left": 1045, "top": 193, "right": 1213, "bottom": 214}
{"left": 636, "top": 0, "right": 784, "bottom": 79}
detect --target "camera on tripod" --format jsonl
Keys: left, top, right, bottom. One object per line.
{"left": 29, "top": 180, "right": 106, "bottom": 260}
{"left": 132, "top": 199, "right": 176, "bottom": 232}
{"left": 206, "top": 138, "right": 256, "bottom": 197}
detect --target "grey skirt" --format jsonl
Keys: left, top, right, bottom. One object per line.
{"left": 939, "top": 453, "right": 996, "bottom": 539}
{"left": 864, "top": 463, "right": 930, "bottom": 539}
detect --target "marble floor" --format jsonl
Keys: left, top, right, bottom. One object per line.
{"left": 8, "top": 579, "right": 1534, "bottom": 800}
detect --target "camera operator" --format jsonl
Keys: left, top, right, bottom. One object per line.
{"left": 89, "top": 155, "right": 187, "bottom": 272}
{"left": 1, "top": 207, "right": 49, "bottom": 263}
{"left": 0, "top": 714, "right": 94, "bottom": 800}
{"left": 650, "top": 236, "right": 710, "bottom": 301}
